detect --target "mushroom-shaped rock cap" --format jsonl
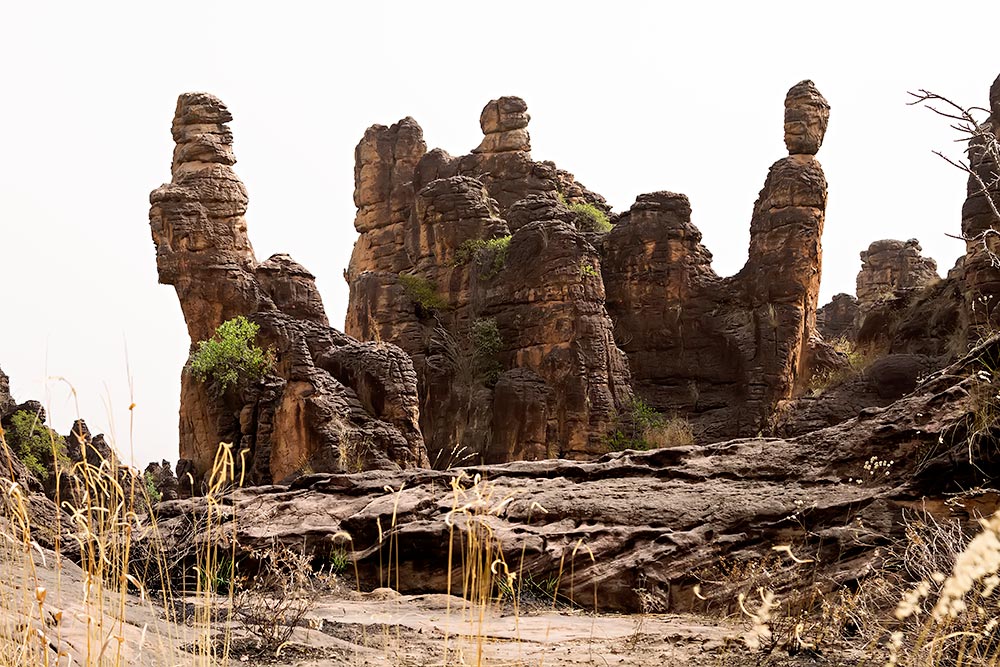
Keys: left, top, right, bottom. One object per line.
{"left": 784, "top": 80, "right": 830, "bottom": 155}
{"left": 170, "top": 92, "right": 236, "bottom": 173}
{"left": 474, "top": 96, "right": 530, "bottom": 153}
{"left": 480, "top": 96, "right": 530, "bottom": 134}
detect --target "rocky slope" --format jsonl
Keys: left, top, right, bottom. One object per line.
{"left": 152, "top": 335, "right": 996, "bottom": 614}
{"left": 149, "top": 93, "right": 428, "bottom": 487}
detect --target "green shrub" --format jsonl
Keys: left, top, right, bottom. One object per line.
{"left": 569, "top": 202, "right": 612, "bottom": 233}
{"left": 144, "top": 471, "right": 162, "bottom": 504}
{"left": 580, "top": 260, "right": 599, "bottom": 277}
{"left": 471, "top": 317, "right": 503, "bottom": 385}
{"left": 398, "top": 273, "right": 449, "bottom": 314}
{"left": 189, "top": 316, "right": 274, "bottom": 394}
{"left": 4, "top": 410, "right": 67, "bottom": 480}
{"left": 606, "top": 398, "right": 693, "bottom": 451}
{"left": 454, "top": 235, "right": 511, "bottom": 279}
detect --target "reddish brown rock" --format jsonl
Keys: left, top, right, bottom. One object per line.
{"left": 0, "top": 365, "right": 12, "bottom": 417}
{"left": 150, "top": 93, "right": 427, "bottom": 487}
{"left": 816, "top": 293, "right": 860, "bottom": 341}
{"left": 960, "top": 74, "right": 1000, "bottom": 326}
{"left": 347, "top": 101, "right": 630, "bottom": 464}
{"left": 153, "top": 336, "right": 995, "bottom": 614}
{"left": 602, "top": 81, "right": 830, "bottom": 438}
{"left": 857, "top": 239, "right": 939, "bottom": 308}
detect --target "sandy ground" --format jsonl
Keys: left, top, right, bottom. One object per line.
{"left": 2, "top": 550, "right": 871, "bottom": 666}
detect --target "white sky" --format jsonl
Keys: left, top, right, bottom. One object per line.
{"left": 1, "top": 1, "right": 997, "bottom": 467}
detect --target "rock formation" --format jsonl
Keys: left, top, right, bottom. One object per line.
{"left": 959, "top": 74, "right": 1000, "bottom": 329}
{"left": 0, "top": 365, "right": 12, "bottom": 416}
{"left": 816, "top": 293, "right": 859, "bottom": 341}
{"left": 149, "top": 93, "right": 427, "bottom": 487}
{"left": 602, "top": 81, "right": 830, "bottom": 438}
{"left": 153, "top": 335, "right": 995, "bottom": 614}
{"left": 857, "top": 239, "right": 939, "bottom": 308}
{"left": 346, "top": 98, "right": 630, "bottom": 464}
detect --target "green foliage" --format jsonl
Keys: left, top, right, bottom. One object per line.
{"left": 580, "top": 260, "right": 598, "bottom": 278}
{"left": 471, "top": 317, "right": 503, "bottom": 386}
{"left": 398, "top": 272, "right": 449, "bottom": 314}
{"left": 327, "top": 547, "right": 350, "bottom": 575}
{"left": 454, "top": 235, "right": 511, "bottom": 280}
{"left": 144, "top": 472, "right": 162, "bottom": 504}
{"left": 606, "top": 398, "right": 695, "bottom": 452}
{"left": 5, "top": 410, "right": 66, "bottom": 480}
{"left": 189, "top": 316, "right": 274, "bottom": 394}
{"left": 569, "top": 201, "right": 612, "bottom": 233}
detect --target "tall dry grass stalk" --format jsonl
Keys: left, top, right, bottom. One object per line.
{"left": 0, "top": 401, "right": 242, "bottom": 665}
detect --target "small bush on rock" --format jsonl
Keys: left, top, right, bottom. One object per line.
{"left": 398, "top": 272, "right": 449, "bottom": 314}
{"left": 4, "top": 409, "right": 67, "bottom": 480}
{"left": 569, "top": 202, "right": 612, "bottom": 233}
{"left": 189, "top": 316, "right": 274, "bottom": 394}
{"left": 607, "top": 398, "right": 694, "bottom": 451}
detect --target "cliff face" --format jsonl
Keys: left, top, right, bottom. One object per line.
{"left": 346, "top": 97, "right": 631, "bottom": 464}
{"left": 603, "top": 81, "right": 830, "bottom": 438}
{"left": 347, "top": 81, "right": 831, "bottom": 455}
{"left": 150, "top": 93, "right": 427, "bottom": 487}
{"left": 960, "top": 73, "right": 1000, "bottom": 331}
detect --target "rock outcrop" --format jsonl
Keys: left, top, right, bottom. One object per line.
{"left": 857, "top": 239, "right": 939, "bottom": 309}
{"left": 149, "top": 93, "right": 427, "bottom": 488}
{"left": 959, "top": 73, "right": 1000, "bottom": 318}
{"left": 0, "top": 365, "right": 12, "bottom": 417}
{"left": 816, "top": 293, "right": 859, "bottom": 341}
{"left": 346, "top": 98, "right": 630, "bottom": 464}
{"left": 153, "top": 335, "right": 996, "bottom": 614}
{"left": 602, "top": 81, "right": 830, "bottom": 438}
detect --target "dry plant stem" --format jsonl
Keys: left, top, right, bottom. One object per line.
{"left": 909, "top": 89, "right": 1000, "bottom": 267}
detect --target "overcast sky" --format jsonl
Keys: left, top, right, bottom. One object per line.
{"left": 1, "top": 1, "right": 997, "bottom": 467}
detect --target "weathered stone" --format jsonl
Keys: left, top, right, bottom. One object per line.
{"left": 603, "top": 82, "right": 829, "bottom": 438}
{"left": 816, "top": 293, "right": 860, "bottom": 341}
{"left": 347, "top": 99, "right": 630, "bottom": 464}
{"left": 0, "top": 365, "right": 13, "bottom": 417}
{"left": 960, "top": 74, "right": 1000, "bottom": 328}
{"left": 153, "top": 337, "right": 993, "bottom": 614}
{"left": 784, "top": 80, "right": 830, "bottom": 155}
{"left": 474, "top": 96, "right": 530, "bottom": 154}
{"left": 857, "top": 239, "right": 939, "bottom": 308}
{"left": 143, "top": 460, "right": 179, "bottom": 502}
{"left": 150, "top": 93, "right": 427, "bottom": 488}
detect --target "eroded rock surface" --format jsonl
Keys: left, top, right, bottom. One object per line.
{"left": 154, "top": 337, "right": 995, "bottom": 614}
{"left": 0, "top": 365, "right": 13, "bottom": 417}
{"left": 857, "top": 239, "right": 939, "bottom": 309}
{"left": 346, "top": 98, "right": 630, "bottom": 464}
{"left": 816, "top": 293, "right": 859, "bottom": 341}
{"left": 603, "top": 81, "right": 830, "bottom": 438}
{"left": 149, "top": 93, "right": 427, "bottom": 487}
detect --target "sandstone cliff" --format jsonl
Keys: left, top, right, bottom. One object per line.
{"left": 346, "top": 98, "right": 631, "bottom": 465}
{"left": 149, "top": 93, "right": 427, "bottom": 487}
{"left": 602, "top": 80, "right": 830, "bottom": 439}
{"left": 346, "top": 82, "right": 833, "bottom": 458}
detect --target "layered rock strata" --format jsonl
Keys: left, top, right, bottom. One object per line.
{"left": 0, "top": 365, "right": 12, "bottom": 416}
{"left": 960, "top": 73, "right": 1000, "bottom": 327}
{"left": 153, "top": 336, "right": 994, "bottom": 614}
{"left": 857, "top": 239, "right": 939, "bottom": 308}
{"left": 346, "top": 98, "right": 630, "bottom": 464}
{"left": 602, "top": 81, "right": 830, "bottom": 438}
{"left": 816, "top": 293, "right": 859, "bottom": 341}
{"left": 150, "top": 93, "right": 427, "bottom": 487}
